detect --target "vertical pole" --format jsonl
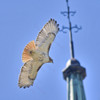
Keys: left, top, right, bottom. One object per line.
{"left": 70, "top": 74, "right": 75, "bottom": 100}
{"left": 67, "top": 77, "right": 70, "bottom": 100}
{"left": 66, "top": 0, "right": 75, "bottom": 58}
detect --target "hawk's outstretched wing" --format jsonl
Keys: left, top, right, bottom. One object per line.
{"left": 36, "top": 19, "right": 59, "bottom": 53}
{"left": 18, "top": 60, "right": 43, "bottom": 88}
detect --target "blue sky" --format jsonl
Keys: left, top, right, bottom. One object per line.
{"left": 0, "top": 0, "right": 100, "bottom": 100}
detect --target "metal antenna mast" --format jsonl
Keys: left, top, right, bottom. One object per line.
{"left": 66, "top": 0, "right": 74, "bottom": 58}
{"left": 60, "top": 0, "right": 82, "bottom": 58}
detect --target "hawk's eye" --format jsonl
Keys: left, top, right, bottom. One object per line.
{"left": 30, "top": 51, "right": 33, "bottom": 54}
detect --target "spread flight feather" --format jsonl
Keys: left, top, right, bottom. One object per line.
{"left": 18, "top": 19, "right": 59, "bottom": 88}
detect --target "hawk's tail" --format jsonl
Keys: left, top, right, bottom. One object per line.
{"left": 22, "top": 40, "right": 36, "bottom": 63}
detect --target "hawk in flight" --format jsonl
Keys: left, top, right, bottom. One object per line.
{"left": 18, "top": 19, "right": 59, "bottom": 88}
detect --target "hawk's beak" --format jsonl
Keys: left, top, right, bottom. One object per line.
{"left": 49, "top": 57, "right": 53, "bottom": 63}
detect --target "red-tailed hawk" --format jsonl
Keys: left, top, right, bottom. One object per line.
{"left": 18, "top": 19, "right": 59, "bottom": 88}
